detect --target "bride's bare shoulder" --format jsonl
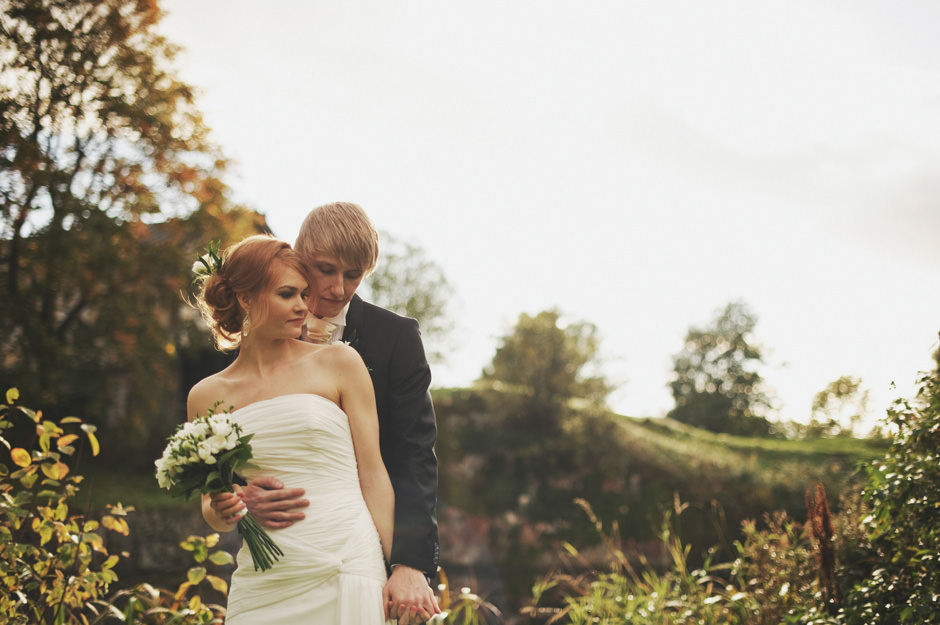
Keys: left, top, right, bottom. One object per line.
{"left": 316, "top": 342, "right": 367, "bottom": 373}
{"left": 293, "top": 342, "right": 360, "bottom": 373}
{"left": 187, "top": 375, "right": 229, "bottom": 419}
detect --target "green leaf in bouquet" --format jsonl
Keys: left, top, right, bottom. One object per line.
{"left": 239, "top": 459, "right": 260, "bottom": 472}
{"left": 175, "top": 474, "right": 206, "bottom": 500}
{"left": 203, "top": 471, "right": 225, "bottom": 492}
{"left": 217, "top": 446, "right": 251, "bottom": 468}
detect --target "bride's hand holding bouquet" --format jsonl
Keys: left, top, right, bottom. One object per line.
{"left": 154, "top": 402, "right": 283, "bottom": 571}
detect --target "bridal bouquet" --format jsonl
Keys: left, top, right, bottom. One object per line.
{"left": 154, "top": 404, "right": 283, "bottom": 571}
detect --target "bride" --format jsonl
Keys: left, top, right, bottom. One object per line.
{"left": 187, "top": 234, "right": 394, "bottom": 624}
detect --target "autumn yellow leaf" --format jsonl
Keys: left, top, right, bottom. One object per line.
{"left": 174, "top": 582, "right": 192, "bottom": 601}
{"left": 207, "top": 574, "right": 228, "bottom": 593}
{"left": 40, "top": 462, "right": 69, "bottom": 480}
{"left": 18, "top": 469, "right": 38, "bottom": 488}
{"left": 57, "top": 434, "right": 79, "bottom": 448}
{"left": 83, "top": 427, "right": 100, "bottom": 456}
{"left": 188, "top": 566, "right": 207, "bottom": 585}
{"left": 10, "top": 448, "right": 31, "bottom": 467}
{"left": 101, "top": 515, "right": 130, "bottom": 536}
{"left": 38, "top": 524, "right": 53, "bottom": 546}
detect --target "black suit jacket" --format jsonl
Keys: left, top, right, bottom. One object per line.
{"left": 342, "top": 294, "right": 440, "bottom": 575}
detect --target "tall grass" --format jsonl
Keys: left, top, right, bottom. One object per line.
{"left": 523, "top": 492, "right": 854, "bottom": 625}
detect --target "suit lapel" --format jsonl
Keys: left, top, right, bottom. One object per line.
{"left": 342, "top": 294, "right": 364, "bottom": 343}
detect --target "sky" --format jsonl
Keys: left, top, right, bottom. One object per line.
{"left": 158, "top": 0, "right": 940, "bottom": 428}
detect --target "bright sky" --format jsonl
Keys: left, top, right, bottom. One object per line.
{"left": 159, "top": 0, "right": 940, "bottom": 427}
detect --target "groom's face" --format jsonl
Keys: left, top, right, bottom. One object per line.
{"left": 305, "top": 251, "right": 365, "bottom": 319}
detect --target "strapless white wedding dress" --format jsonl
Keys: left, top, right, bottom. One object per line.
{"left": 225, "top": 394, "right": 388, "bottom": 624}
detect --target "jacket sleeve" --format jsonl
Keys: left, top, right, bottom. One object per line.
{"left": 384, "top": 317, "right": 440, "bottom": 575}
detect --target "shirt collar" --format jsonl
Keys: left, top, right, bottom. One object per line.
{"left": 319, "top": 302, "right": 350, "bottom": 328}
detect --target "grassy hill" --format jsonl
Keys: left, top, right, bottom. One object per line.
{"left": 432, "top": 386, "right": 887, "bottom": 611}
{"left": 612, "top": 412, "right": 883, "bottom": 503}
{"left": 435, "top": 386, "right": 884, "bottom": 523}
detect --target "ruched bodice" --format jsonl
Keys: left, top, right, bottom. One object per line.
{"left": 224, "top": 394, "right": 387, "bottom": 624}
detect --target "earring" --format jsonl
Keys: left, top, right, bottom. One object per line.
{"left": 241, "top": 310, "right": 251, "bottom": 338}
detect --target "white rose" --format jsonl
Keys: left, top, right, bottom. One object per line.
{"left": 155, "top": 457, "right": 177, "bottom": 488}
{"left": 180, "top": 421, "right": 195, "bottom": 435}
{"left": 197, "top": 443, "right": 217, "bottom": 464}
{"left": 209, "top": 416, "right": 232, "bottom": 437}
{"left": 206, "top": 433, "right": 227, "bottom": 453}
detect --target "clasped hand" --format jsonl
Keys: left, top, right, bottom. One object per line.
{"left": 384, "top": 564, "right": 442, "bottom": 624}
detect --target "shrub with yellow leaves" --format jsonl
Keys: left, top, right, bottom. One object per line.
{"left": 0, "top": 388, "right": 231, "bottom": 624}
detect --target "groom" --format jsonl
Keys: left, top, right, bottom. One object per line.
{"left": 243, "top": 202, "right": 441, "bottom": 623}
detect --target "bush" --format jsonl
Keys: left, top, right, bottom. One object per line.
{"left": 0, "top": 388, "right": 230, "bottom": 623}
{"left": 841, "top": 359, "right": 940, "bottom": 624}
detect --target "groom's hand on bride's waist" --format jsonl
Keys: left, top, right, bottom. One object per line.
{"left": 243, "top": 476, "right": 309, "bottom": 530}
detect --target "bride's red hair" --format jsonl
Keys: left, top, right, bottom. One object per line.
{"left": 196, "top": 235, "right": 308, "bottom": 350}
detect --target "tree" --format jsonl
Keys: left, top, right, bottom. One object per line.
{"left": 470, "top": 308, "right": 612, "bottom": 515}
{"left": 807, "top": 375, "right": 870, "bottom": 438}
{"left": 667, "top": 301, "right": 773, "bottom": 436}
{"left": 437, "top": 310, "right": 617, "bottom": 605}
{"left": 0, "top": 0, "right": 257, "bottom": 462}
{"left": 360, "top": 231, "right": 455, "bottom": 362}
{"left": 481, "top": 309, "right": 611, "bottom": 410}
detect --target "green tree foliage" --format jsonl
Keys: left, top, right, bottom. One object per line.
{"left": 0, "top": 0, "right": 263, "bottom": 462}
{"left": 843, "top": 348, "right": 940, "bottom": 624}
{"left": 668, "top": 301, "right": 773, "bottom": 436}
{"left": 361, "top": 231, "right": 455, "bottom": 362}
{"left": 434, "top": 311, "right": 616, "bottom": 606}
{"left": 807, "top": 375, "right": 870, "bottom": 438}
{"left": 482, "top": 309, "right": 611, "bottom": 410}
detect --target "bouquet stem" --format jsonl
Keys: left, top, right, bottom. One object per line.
{"left": 237, "top": 512, "right": 284, "bottom": 571}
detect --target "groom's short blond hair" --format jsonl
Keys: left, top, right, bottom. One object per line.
{"left": 295, "top": 202, "right": 380, "bottom": 275}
